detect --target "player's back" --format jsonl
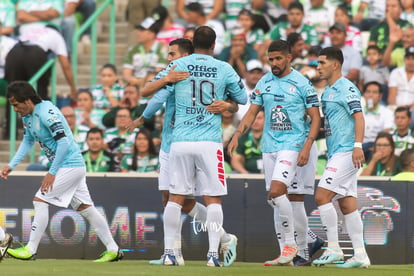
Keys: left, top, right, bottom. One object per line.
{"left": 170, "top": 53, "right": 246, "bottom": 143}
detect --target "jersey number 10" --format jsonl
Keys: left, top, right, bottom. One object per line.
{"left": 190, "top": 79, "right": 216, "bottom": 107}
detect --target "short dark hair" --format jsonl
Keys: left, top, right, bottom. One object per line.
{"left": 363, "top": 81, "right": 382, "bottom": 94}
{"left": 395, "top": 106, "right": 411, "bottom": 118}
{"left": 193, "top": 26, "right": 216, "bottom": 50}
{"left": 319, "top": 46, "right": 344, "bottom": 65}
{"left": 288, "top": 1, "right": 304, "bottom": 13}
{"left": 170, "top": 38, "right": 194, "bottom": 55}
{"left": 6, "top": 81, "right": 42, "bottom": 104}
{"left": 400, "top": 148, "right": 414, "bottom": 171}
{"left": 268, "top": 40, "right": 291, "bottom": 55}
{"left": 87, "top": 127, "right": 104, "bottom": 139}
{"left": 366, "top": 45, "right": 381, "bottom": 54}
{"left": 101, "top": 63, "right": 117, "bottom": 74}
{"left": 287, "top": 32, "right": 302, "bottom": 47}
{"left": 77, "top": 89, "right": 93, "bottom": 100}
{"left": 186, "top": 2, "right": 205, "bottom": 16}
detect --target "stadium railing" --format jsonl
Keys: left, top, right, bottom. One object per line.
{"left": 71, "top": 0, "right": 116, "bottom": 86}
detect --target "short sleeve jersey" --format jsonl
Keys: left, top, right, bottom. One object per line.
{"left": 250, "top": 69, "right": 319, "bottom": 153}
{"left": 121, "top": 154, "right": 159, "bottom": 172}
{"left": 268, "top": 21, "right": 319, "bottom": 46}
{"left": 22, "top": 101, "right": 84, "bottom": 167}
{"left": 321, "top": 77, "right": 362, "bottom": 158}
{"left": 91, "top": 83, "right": 124, "bottom": 110}
{"left": 166, "top": 53, "right": 247, "bottom": 143}
{"left": 123, "top": 41, "right": 168, "bottom": 79}
{"left": 19, "top": 24, "right": 68, "bottom": 56}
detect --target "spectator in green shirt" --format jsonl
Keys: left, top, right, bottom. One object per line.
{"left": 392, "top": 148, "right": 414, "bottom": 180}
{"left": 82, "top": 128, "right": 119, "bottom": 172}
{"left": 231, "top": 110, "right": 264, "bottom": 174}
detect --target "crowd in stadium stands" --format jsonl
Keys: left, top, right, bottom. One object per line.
{"left": 0, "top": 0, "right": 413, "bottom": 176}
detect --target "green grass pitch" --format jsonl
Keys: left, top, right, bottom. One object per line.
{"left": 0, "top": 260, "right": 413, "bottom": 276}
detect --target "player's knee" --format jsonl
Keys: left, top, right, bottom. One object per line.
{"left": 314, "top": 193, "right": 327, "bottom": 206}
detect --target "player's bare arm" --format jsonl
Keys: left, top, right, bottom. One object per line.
{"left": 297, "top": 106, "right": 320, "bottom": 167}
{"left": 228, "top": 104, "right": 262, "bottom": 157}
{"left": 125, "top": 116, "right": 145, "bottom": 132}
{"left": 206, "top": 99, "right": 239, "bottom": 114}
{"left": 352, "top": 111, "right": 365, "bottom": 169}
{"left": 141, "top": 65, "right": 189, "bottom": 97}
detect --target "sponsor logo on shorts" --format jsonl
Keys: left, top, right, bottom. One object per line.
{"left": 326, "top": 167, "right": 337, "bottom": 172}
{"left": 280, "top": 160, "right": 292, "bottom": 166}
{"left": 217, "top": 149, "right": 225, "bottom": 186}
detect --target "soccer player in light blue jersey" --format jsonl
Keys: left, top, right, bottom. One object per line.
{"left": 128, "top": 38, "right": 239, "bottom": 267}
{"left": 312, "top": 47, "right": 370, "bottom": 268}
{"left": 228, "top": 40, "right": 321, "bottom": 266}
{"left": 161, "top": 26, "right": 247, "bottom": 267}
{"left": 1, "top": 81, "right": 123, "bottom": 263}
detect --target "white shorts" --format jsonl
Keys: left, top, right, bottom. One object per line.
{"left": 289, "top": 143, "right": 317, "bottom": 195}
{"left": 35, "top": 167, "right": 94, "bottom": 209}
{"left": 263, "top": 150, "right": 298, "bottom": 191}
{"left": 317, "top": 151, "right": 358, "bottom": 198}
{"left": 158, "top": 149, "right": 170, "bottom": 191}
{"left": 169, "top": 141, "right": 227, "bottom": 196}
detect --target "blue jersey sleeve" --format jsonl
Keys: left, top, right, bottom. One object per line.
{"left": 41, "top": 106, "right": 69, "bottom": 140}
{"left": 303, "top": 82, "right": 319, "bottom": 109}
{"left": 224, "top": 64, "right": 247, "bottom": 104}
{"left": 142, "top": 88, "right": 171, "bottom": 119}
{"left": 343, "top": 83, "right": 362, "bottom": 115}
{"left": 8, "top": 132, "right": 34, "bottom": 169}
{"left": 48, "top": 136, "right": 70, "bottom": 175}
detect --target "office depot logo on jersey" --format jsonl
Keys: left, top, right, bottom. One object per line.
{"left": 187, "top": 65, "right": 218, "bottom": 78}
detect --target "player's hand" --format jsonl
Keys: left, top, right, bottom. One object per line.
{"left": 41, "top": 173, "right": 55, "bottom": 194}
{"left": 206, "top": 100, "right": 230, "bottom": 114}
{"left": 165, "top": 65, "right": 190, "bottom": 83}
{"left": 126, "top": 116, "right": 144, "bottom": 131}
{"left": 1, "top": 166, "right": 12, "bottom": 180}
{"left": 227, "top": 133, "right": 240, "bottom": 157}
{"left": 352, "top": 147, "right": 365, "bottom": 169}
{"left": 297, "top": 148, "right": 310, "bottom": 167}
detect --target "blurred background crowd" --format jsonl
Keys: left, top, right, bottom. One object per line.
{"left": 0, "top": 0, "right": 413, "bottom": 178}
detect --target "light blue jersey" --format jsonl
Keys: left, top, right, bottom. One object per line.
{"left": 166, "top": 53, "right": 247, "bottom": 143}
{"left": 250, "top": 69, "right": 319, "bottom": 153}
{"left": 9, "top": 101, "right": 85, "bottom": 174}
{"left": 321, "top": 77, "right": 362, "bottom": 158}
{"left": 142, "top": 68, "right": 175, "bottom": 153}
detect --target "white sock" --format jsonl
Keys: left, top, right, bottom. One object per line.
{"left": 307, "top": 228, "right": 318, "bottom": 243}
{"left": 318, "top": 203, "right": 340, "bottom": 250}
{"left": 174, "top": 215, "right": 182, "bottom": 257}
{"left": 291, "top": 201, "right": 308, "bottom": 259}
{"left": 273, "top": 206, "right": 285, "bottom": 250}
{"left": 344, "top": 210, "right": 367, "bottom": 258}
{"left": 206, "top": 203, "right": 223, "bottom": 255}
{"left": 0, "top": 226, "right": 5, "bottom": 241}
{"left": 80, "top": 206, "right": 118, "bottom": 252}
{"left": 27, "top": 201, "right": 49, "bottom": 254}
{"left": 188, "top": 202, "right": 230, "bottom": 243}
{"left": 163, "top": 202, "right": 182, "bottom": 252}
{"left": 272, "top": 195, "right": 296, "bottom": 246}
